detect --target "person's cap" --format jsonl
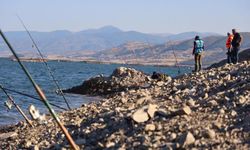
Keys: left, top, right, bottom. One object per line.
{"left": 195, "top": 35, "right": 200, "bottom": 40}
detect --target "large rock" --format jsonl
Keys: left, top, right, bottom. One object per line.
{"left": 64, "top": 67, "right": 149, "bottom": 95}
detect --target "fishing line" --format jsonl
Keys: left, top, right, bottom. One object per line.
{"left": 170, "top": 41, "right": 181, "bottom": 74}
{"left": 0, "top": 85, "right": 33, "bottom": 127}
{"left": 0, "top": 29, "right": 79, "bottom": 149}
{"left": 1, "top": 86, "right": 67, "bottom": 111}
{"left": 16, "top": 15, "right": 71, "bottom": 110}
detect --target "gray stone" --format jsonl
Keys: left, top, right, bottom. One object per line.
{"left": 203, "top": 93, "right": 209, "bottom": 99}
{"left": 132, "top": 108, "right": 149, "bottom": 123}
{"left": 219, "top": 108, "right": 225, "bottom": 114}
{"left": 25, "top": 140, "right": 32, "bottom": 148}
{"left": 178, "top": 132, "right": 195, "bottom": 147}
{"left": 106, "top": 141, "right": 115, "bottom": 148}
{"left": 208, "top": 100, "right": 218, "bottom": 107}
{"left": 0, "top": 132, "right": 18, "bottom": 140}
{"left": 76, "top": 138, "right": 86, "bottom": 145}
{"left": 32, "top": 145, "right": 39, "bottom": 150}
{"left": 121, "top": 98, "right": 128, "bottom": 104}
{"left": 145, "top": 124, "right": 156, "bottom": 131}
{"left": 170, "top": 133, "right": 177, "bottom": 140}
{"left": 187, "top": 99, "right": 195, "bottom": 107}
{"left": 147, "top": 104, "right": 158, "bottom": 118}
{"left": 172, "top": 87, "right": 178, "bottom": 92}
{"left": 179, "top": 106, "right": 192, "bottom": 115}
{"left": 213, "top": 121, "right": 222, "bottom": 129}
{"left": 231, "top": 110, "right": 237, "bottom": 117}
{"left": 156, "top": 81, "right": 164, "bottom": 86}
{"left": 205, "top": 129, "right": 216, "bottom": 139}
{"left": 238, "top": 96, "right": 246, "bottom": 104}
{"left": 136, "top": 98, "right": 146, "bottom": 105}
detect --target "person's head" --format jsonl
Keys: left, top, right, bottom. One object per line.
{"left": 232, "top": 29, "right": 237, "bottom": 35}
{"left": 227, "top": 32, "right": 231, "bottom": 36}
{"left": 195, "top": 35, "right": 200, "bottom": 40}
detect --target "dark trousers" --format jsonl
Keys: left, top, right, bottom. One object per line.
{"left": 194, "top": 53, "right": 202, "bottom": 72}
{"left": 227, "top": 48, "right": 232, "bottom": 63}
{"left": 231, "top": 47, "right": 239, "bottom": 64}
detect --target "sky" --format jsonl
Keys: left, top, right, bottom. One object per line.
{"left": 1, "top": 0, "right": 249, "bottom": 34}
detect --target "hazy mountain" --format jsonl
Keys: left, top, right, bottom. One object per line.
{"left": 94, "top": 32, "right": 250, "bottom": 65}
{"left": 165, "top": 31, "right": 222, "bottom": 41}
{"left": 0, "top": 26, "right": 165, "bottom": 54}
{"left": 169, "top": 32, "right": 250, "bottom": 51}
{"left": 150, "top": 33, "right": 173, "bottom": 37}
{"left": 0, "top": 26, "right": 220, "bottom": 55}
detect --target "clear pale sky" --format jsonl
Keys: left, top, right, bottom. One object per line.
{"left": 1, "top": 0, "right": 249, "bottom": 34}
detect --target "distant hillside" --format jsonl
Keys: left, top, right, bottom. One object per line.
{"left": 0, "top": 26, "right": 219, "bottom": 55}
{"left": 159, "top": 32, "right": 250, "bottom": 51}
{"left": 165, "top": 31, "right": 221, "bottom": 41}
{"left": 94, "top": 32, "right": 250, "bottom": 66}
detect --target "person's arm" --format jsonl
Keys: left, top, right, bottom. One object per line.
{"left": 240, "top": 35, "right": 243, "bottom": 46}
{"left": 238, "top": 34, "right": 242, "bottom": 46}
{"left": 235, "top": 33, "right": 242, "bottom": 46}
{"left": 193, "top": 41, "right": 196, "bottom": 54}
{"left": 226, "top": 37, "right": 230, "bottom": 48}
{"left": 230, "top": 36, "right": 233, "bottom": 48}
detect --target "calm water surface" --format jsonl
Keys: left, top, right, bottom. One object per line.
{"left": 0, "top": 58, "right": 191, "bottom": 126}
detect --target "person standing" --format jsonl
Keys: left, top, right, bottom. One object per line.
{"left": 231, "top": 29, "right": 242, "bottom": 64}
{"left": 193, "top": 36, "right": 204, "bottom": 72}
{"left": 225, "top": 32, "right": 234, "bottom": 63}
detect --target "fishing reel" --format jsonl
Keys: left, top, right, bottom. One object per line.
{"left": 55, "top": 89, "right": 63, "bottom": 95}
{"left": 4, "top": 98, "right": 13, "bottom": 111}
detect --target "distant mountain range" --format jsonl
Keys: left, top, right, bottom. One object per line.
{"left": 0, "top": 26, "right": 220, "bottom": 54}
{"left": 1, "top": 26, "right": 248, "bottom": 66}
{"left": 95, "top": 32, "right": 250, "bottom": 66}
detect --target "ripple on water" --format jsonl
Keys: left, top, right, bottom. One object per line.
{"left": 0, "top": 58, "right": 190, "bottom": 125}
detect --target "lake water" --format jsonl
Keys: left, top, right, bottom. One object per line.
{"left": 0, "top": 58, "right": 191, "bottom": 126}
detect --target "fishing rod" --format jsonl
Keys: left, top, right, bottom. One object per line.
{"left": 17, "top": 15, "right": 71, "bottom": 110}
{"left": 1, "top": 86, "right": 67, "bottom": 111}
{"left": 0, "top": 30, "right": 79, "bottom": 150}
{"left": 170, "top": 41, "right": 181, "bottom": 74}
{"left": 131, "top": 47, "right": 140, "bottom": 65}
{"left": 172, "top": 50, "right": 181, "bottom": 74}
{"left": 0, "top": 85, "right": 33, "bottom": 127}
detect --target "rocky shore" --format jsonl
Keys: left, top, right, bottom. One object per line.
{"left": 0, "top": 60, "right": 249, "bottom": 149}
{"left": 63, "top": 67, "right": 160, "bottom": 96}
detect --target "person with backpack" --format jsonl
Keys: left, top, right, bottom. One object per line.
{"left": 192, "top": 35, "right": 204, "bottom": 72}
{"left": 231, "top": 29, "right": 242, "bottom": 64}
{"left": 225, "top": 32, "right": 234, "bottom": 63}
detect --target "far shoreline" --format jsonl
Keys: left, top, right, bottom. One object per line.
{"left": 0, "top": 56, "right": 210, "bottom": 68}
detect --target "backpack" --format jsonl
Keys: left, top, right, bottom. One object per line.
{"left": 195, "top": 39, "right": 204, "bottom": 54}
